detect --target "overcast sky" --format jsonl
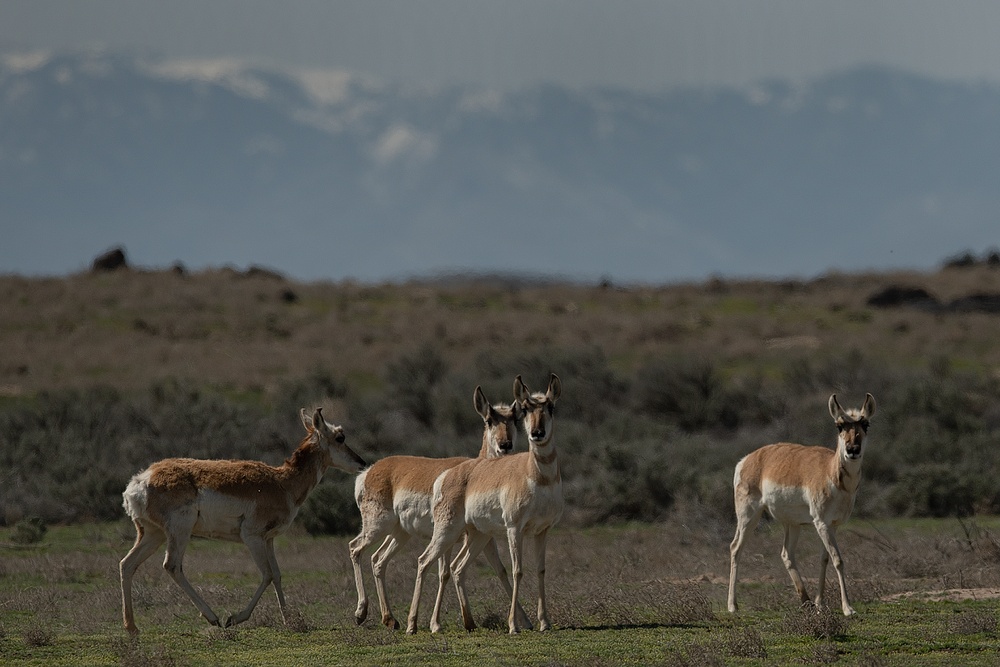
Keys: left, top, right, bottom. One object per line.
{"left": 5, "top": 1, "right": 1000, "bottom": 91}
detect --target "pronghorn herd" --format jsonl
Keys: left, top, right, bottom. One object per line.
{"left": 119, "top": 375, "right": 877, "bottom": 635}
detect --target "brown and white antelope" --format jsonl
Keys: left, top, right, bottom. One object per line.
{"left": 727, "top": 393, "right": 876, "bottom": 616}
{"left": 119, "top": 407, "right": 366, "bottom": 635}
{"left": 349, "top": 385, "right": 530, "bottom": 631}
{"left": 407, "top": 373, "right": 563, "bottom": 634}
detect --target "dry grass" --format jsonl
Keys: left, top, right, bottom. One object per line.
{"left": 3, "top": 517, "right": 1000, "bottom": 664}
{"left": 3, "top": 266, "right": 1000, "bottom": 396}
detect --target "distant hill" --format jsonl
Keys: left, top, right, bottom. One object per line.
{"left": 2, "top": 51, "right": 999, "bottom": 282}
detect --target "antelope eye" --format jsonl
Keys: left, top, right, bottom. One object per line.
{"left": 335, "top": 434, "right": 346, "bottom": 443}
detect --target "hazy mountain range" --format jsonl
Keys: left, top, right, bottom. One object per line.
{"left": 2, "top": 50, "right": 998, "bottom": 283}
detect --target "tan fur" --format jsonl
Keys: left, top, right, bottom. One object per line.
{"left": 119, "top": 408, "right": 366, "bottom": 635}
{"left": 349, "top": 386, "right": 529, "bottom": 631}
{"left": 728, "top": 393, "right": 876, "bottom": 616}
{"left": 407, "top": 374, "right": 563, "bottom": 635}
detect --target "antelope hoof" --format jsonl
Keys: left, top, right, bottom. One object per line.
{"left": 355, "top": 605, "right": 367, "bottom": 625}
{"left": 843, "top": 606, "right": 857, "bottom": 617}
{"left": 223, "top": 615, "right": 235, "bottom": 628}
{"left": 382, "top": 616, "right": 400, "bottom": 630}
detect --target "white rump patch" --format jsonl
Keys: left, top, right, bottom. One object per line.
{"left": 122, "top": 469, "right": 152, "bottom": 520}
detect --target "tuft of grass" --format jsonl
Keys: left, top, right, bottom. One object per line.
{"left": 21, "top": 625, "right": 54, "bottom": 647}
{"left": 10, "top": 517, "right": 47, "bottom": 545}
{"left": 719, "top": 625, "right": 768, "bottom": 660}
{"left": 782, "top": 605, "right": 852, "bottom": 640}
{"left": 801, "top": 642, "right": 842, "bottom": 665}
{"left": 657, "top": 642, "right": 726, "bottom": 667}
{"left": 206, "top": 626, "right": 241, "bottom": 642}
{"left": 112, "top": 637, "right": 177, "bottom": 667}
{"left": 949, "top": 609, "right": 998, "bottom": 635}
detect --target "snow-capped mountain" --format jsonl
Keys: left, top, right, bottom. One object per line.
{"left": 3, "top": 50, "right": 998, "bottom": 282}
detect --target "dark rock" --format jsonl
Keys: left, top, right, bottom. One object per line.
{"left": 91, "top": 246, "right": 128, "bottom": 272}
{"left": 866, "top": 286, "right": 940, "bottom": 310}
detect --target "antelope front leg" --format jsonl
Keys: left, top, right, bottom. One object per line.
{"left": 162, "top": 528, "right": 222, "bottom": 627}
{"left": 814, "top": 521, "right": 855, "bottom": 616}
{"left": 817, "top": 547, "right": 830, "bottom": 609}
{"left": 533, "top": 529, "right": 551, "bottom": 631}
{"left": 506, "top": 527, "right": 525, "bottom": 635}
{"left": 264, "top": 538, "right": 288, "bottom": 623}
{"left": 226, "top": 535, "right": 276, "bottom": 627}
{"left": 482, "top": 537, "right": 533, "bottom": 630}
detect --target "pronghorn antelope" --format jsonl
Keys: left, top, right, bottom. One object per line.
{"left": 349, "top": 385, "right": 530, "bottom": 631}
{"left": 119, "top": 408, "right": 366, "bottom": 635}
{"left": 727, "top": 393, "right": 876, "bottom": 616}
{"left": 407, "top": 373, "right": 563, "bottom": 635}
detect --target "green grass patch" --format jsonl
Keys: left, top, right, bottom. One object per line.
{"left": 3, "top": 522, "right": 1000, "bottom": 665}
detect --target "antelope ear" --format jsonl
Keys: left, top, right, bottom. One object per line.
{"left": 300, "top": 408, "right": 314, "bottom": 431}
{"left": 546, "top": 373, "right": 562, "bottom": 402}
{"left": 474, "top": 386, "right": 491, "bottom": 421}
{"left": 513, "top": 375, "right": 529, "bottom": 404}
{"left": 312, "top": 408, "right": 326, "bottom": 433}
{"left": 828, "top": 394, "right": 845, "bottom": 420}
{"left": 862, "top": 393, "right": 877, "bottom": 419}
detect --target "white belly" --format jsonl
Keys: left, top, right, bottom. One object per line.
{"left": 191, "top": 489, "right": 256, "bottom": 541}
{"left": 394, "top": 489, "right": 434, "bottom": 538}
{"left": 760, "top": 481, "right": 814, "bottom": 525}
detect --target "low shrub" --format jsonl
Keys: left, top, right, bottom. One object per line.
{"left": 10, "top": 516, "right": 47, "bottom": 544}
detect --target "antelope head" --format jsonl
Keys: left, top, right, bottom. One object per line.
{"left": 474, "top": 386, "right": 521, "bottom": 457}
{"left": 828, "top": 393, "right": 876, "bottom": 461}
{"left": 300, "top": 407, "right": 367, "bottom": 472}
{"left": 513, "top": 373, "right": 562, "bottom": 446}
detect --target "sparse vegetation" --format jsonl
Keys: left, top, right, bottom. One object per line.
{"left": 0, "top": 521, "right": 999, "bottom": 665}
{"left": 9, "top": 516, "right": 47, "bottom": 544}
{"left": 4, "top": 268, "right": 1000, "bottom": 530}
{"left": 3, "top": 266, "right": 1000, "bottom": 662}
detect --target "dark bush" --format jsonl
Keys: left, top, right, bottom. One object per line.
{"left": 386, "top": 343, "right": 447, "bottom": 428}
{"left": 633, "top": 358, "right": 773, "bottom": 432}
{"left": 474, "top": 344, "right": 628, "bottom": 427}
{"left": 2, "top": 336, "right": 1000, "bottom": 531}
{"left": 886, "top": 464, "right": 977, "bottom": 517}
{"left": 10, "top": 516, "right": 47, "bottom": 544}
{"left": 298, "top": 479, "right": 360, "bottom": 536}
